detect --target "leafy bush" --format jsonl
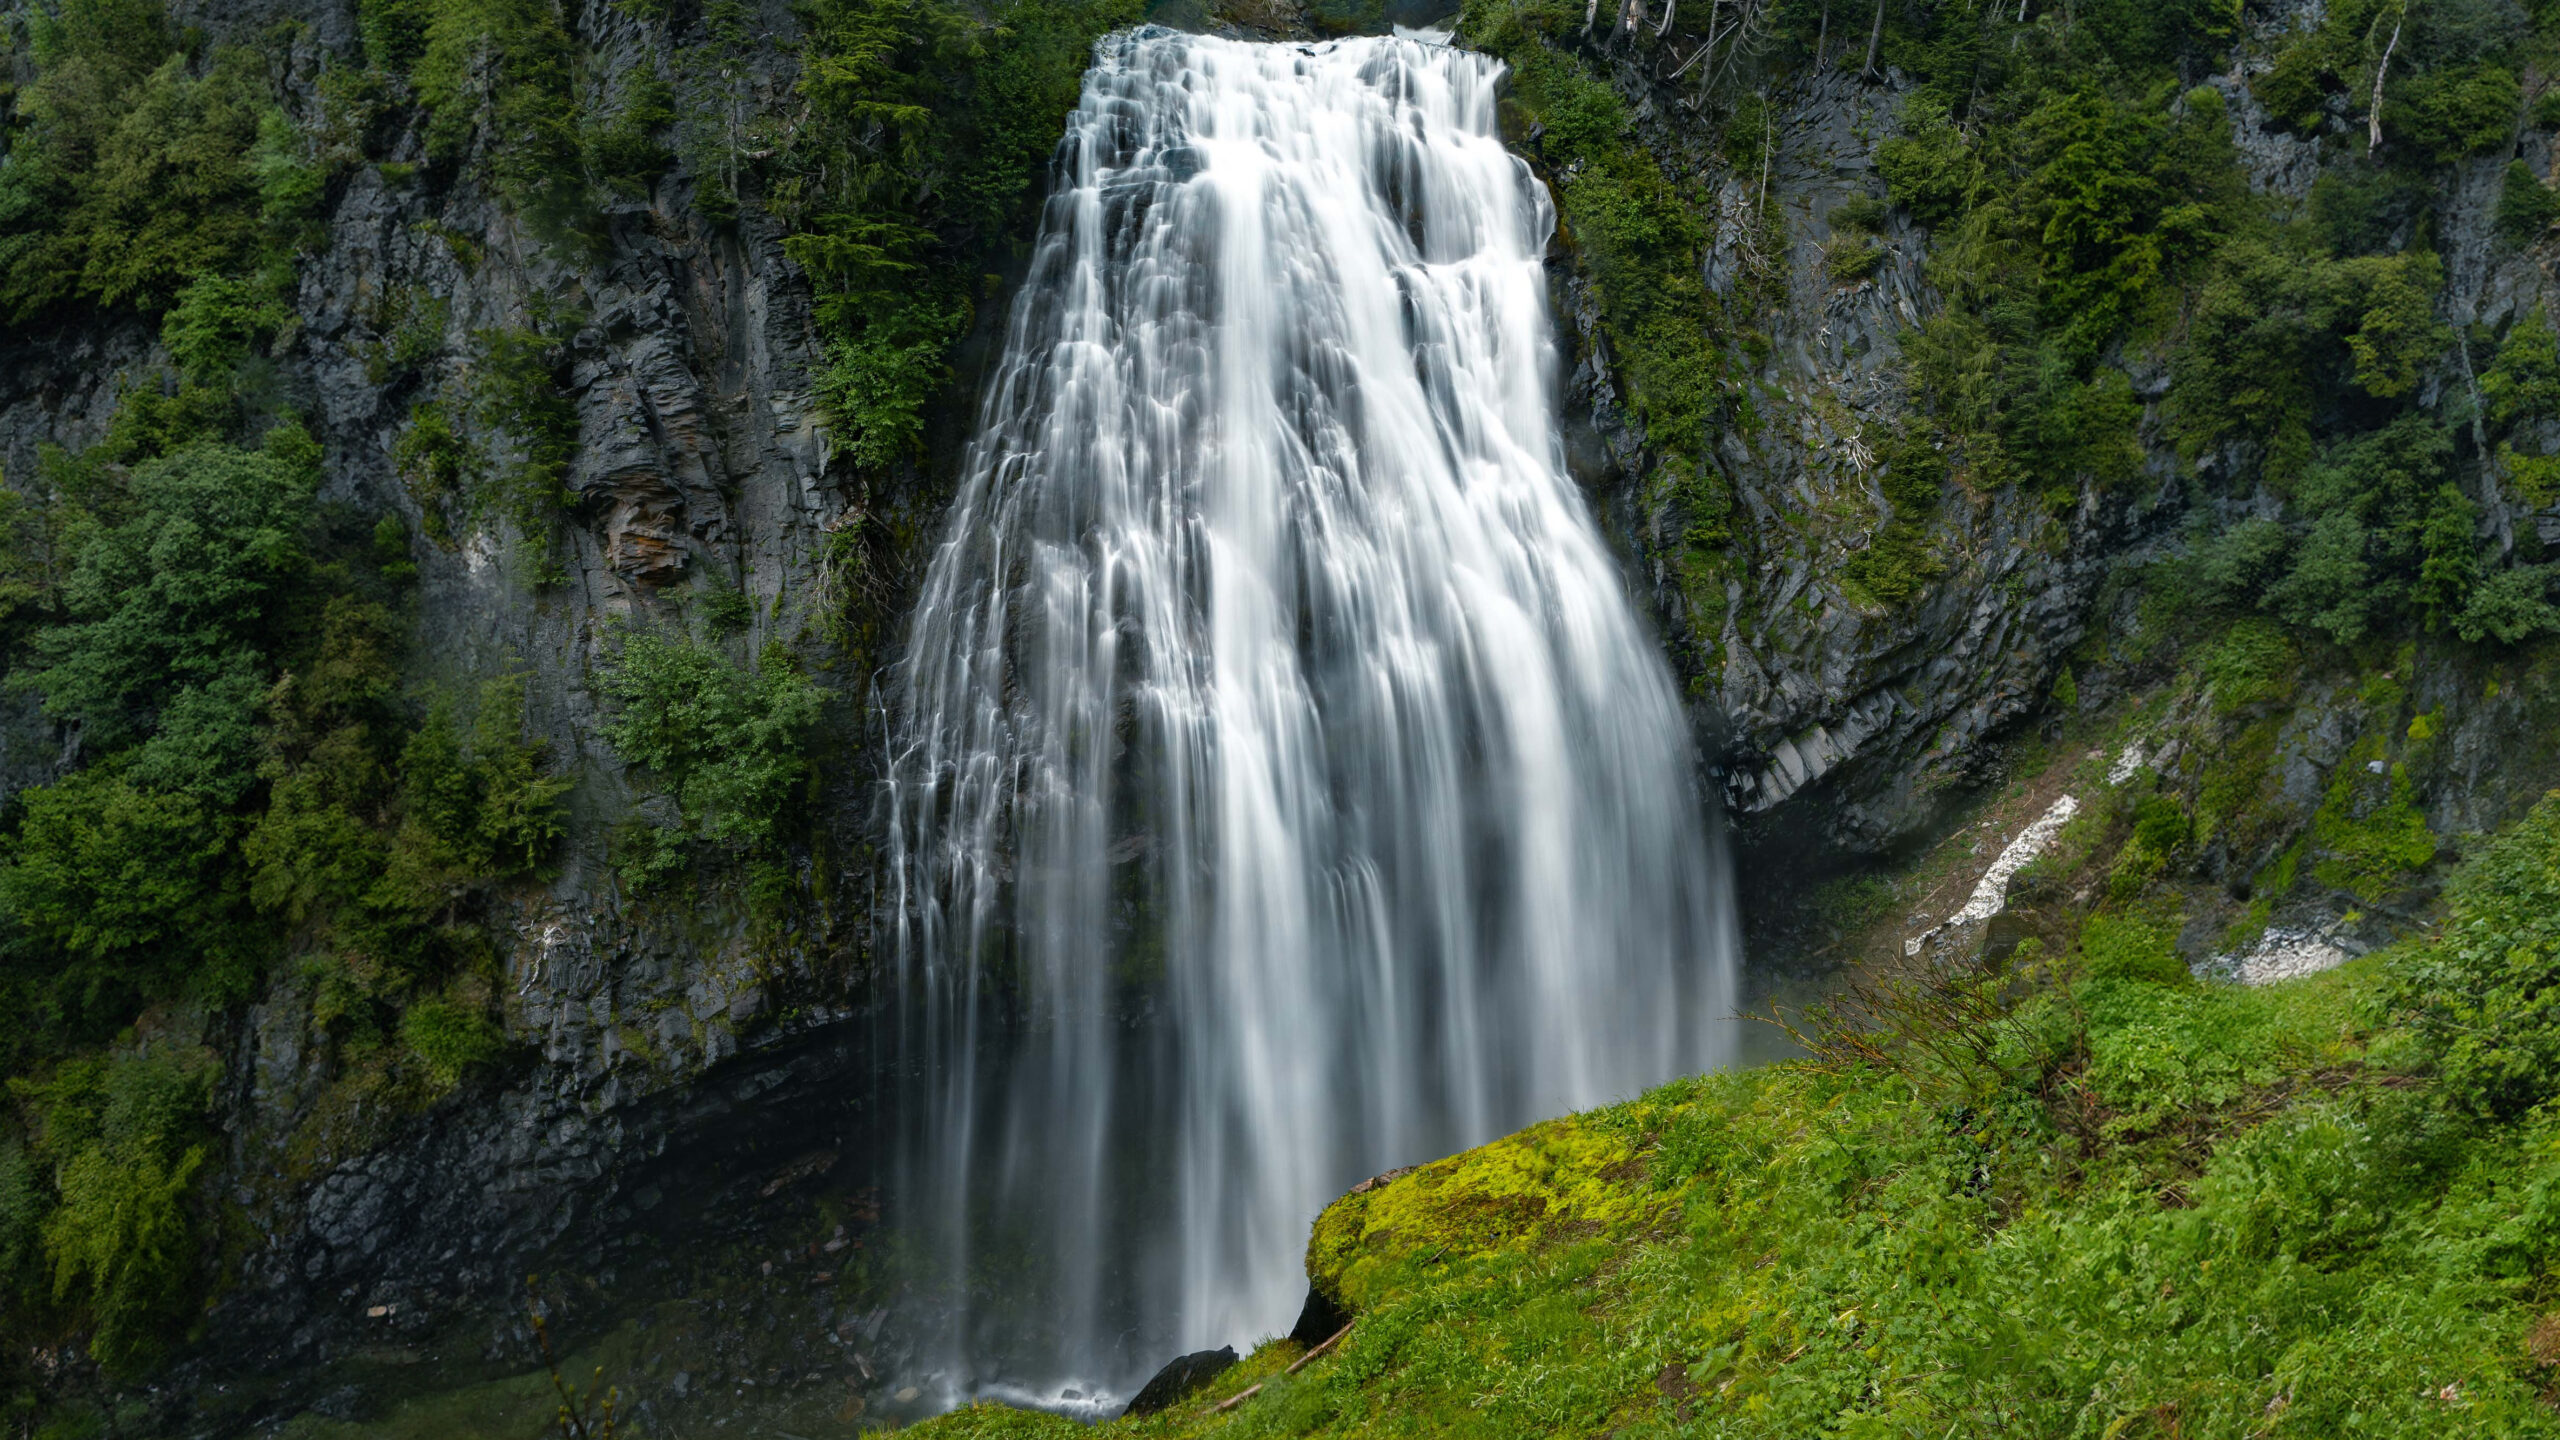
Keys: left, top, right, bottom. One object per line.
{"left": 2199, "top": 617, "right": 2298, "bottom": 711}
{"left": 10, "top": 1047, "right": 214, "bottom": 1372}
{"left": 1840, "top": 431, "right": 1946, "bottom": 608}
{"left": 17, "top": 443, "right": 312, "bottom": 749}
{"left": 408, "top": 0, "right": 581, "bottom": 201}
{"left": 0, "top": 0, "right": 278, "bottom": 319}
{"left": 2495, "top": 160, "right": 2560, "bottom": 245}
{"left": 2389, "top": 63, "right": 2520, "bottom": 162}
{"left": 2397, "top": 789, "right": 2560, "bottom": 1118}
{"left": 778, "top": 0, "right": 1145, "bottom": 468}
{"left": 1823, "top": 237, "right": 1885, "bottom": 284}
{"left": 597, "top": 633, "right": 824, "bottom": 857}
{"left": 401, "top": 998, "right": 506, "bottom": 1084}
{"left": 2482, "top": 306, "right": 2560, "bottom": 429}
{"left": 160, "top": 274, "right": 286, "bottom": 384}
{"left": 1828, "top": 194, "right": 1891, "bottom": 233}
{"left": 43, "top": 1138, "right": 203, "bottom": 1370}
{"left": 2079, "top": 908, "right": 2190, "bottom": 987}
{"left": 465, "top": 325, "right": 577, "bottom": 571}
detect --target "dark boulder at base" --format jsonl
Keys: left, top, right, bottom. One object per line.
{"left": 1289, "top": 1284, "right": 1352, "bottom": 1346}
{"left": 1123, "top": 1346, "right": 1241, "bottom": 1417}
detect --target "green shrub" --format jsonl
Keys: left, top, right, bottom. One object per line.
{"left": 392, "top": 399, "right": 469, "bottom": 538}
{"left": 0, "top": 6, "right": 262, "bottom": 314}
{"left": 776, "top": 0, "right": 1145, "bottom": 467}
{"left": 401, "top": 998, "right": 505, "bottom": 1084}
{"left": 410, "top": 0, "right": 582, "bottom": 202}
{"left": 16, "top": 443, "right": 313, "bottom": 748}
{"left": 1829, "top": 194, "right": 1891, "bottom": 233}
{"left": 2256, "top": 417, "right": 2477, "bottom": 645}
{"left": 44, "top": 1139, "right": 204, "bottom": 1370}
{"left": 2130, "top": 793, "right": 2190, "bottom": 857}
{"left": 2396, "top": 791, "right": 2560, "bottom": 1118}
{"left": 579, "top": 67, "right": 676, "bottom": 195}
{"left": 1874, "top": 97, "right": 1976, "bottom": 228}
{"left": 2389, "top": 63, "right": 2520, "bottom": 163}
{"left": 2482, "top": 306, "right": 2560, "bottom": 429}
{"left": 598, "top": 633, "right": 825, "bottom": 855}
{"left": 2495, "top": 161, "right": 2560, "bottom": 246}
{"left": 1840, "top": 431, "right": 1946, "bottom": 608}
{"left": 160, "top": 274, "right": 286, "bottom": 384}
{"left": 2079, "top": 908, "right": 2191, "bottom": 987}
{"left": 1824, "top": 237, "right": 1886, "bottom": 284}
{"left": 2312, "top": 749, "right": 2438, "bottom": 902}
{"left": 2199, "top": 618, "right": 2297, "bottom": 711}
{"left": 9, "top": 1047, "right": 215, "bottom": 1372}
{"left": 467, "top": 326, "right": 577, "bottom": 568}
{"left": 2079, "top": 980, "right": 2302, "bottom": 1133}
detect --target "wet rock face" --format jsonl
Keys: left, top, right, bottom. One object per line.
{"left": 1545, "top": 48, "right": 2531, "bottom": 897}
{"left": 1549, "top": 61, "right": 2157, "bottom": 878}
{"left": 0, "top": 1, "right": 901, "bottom": 1400}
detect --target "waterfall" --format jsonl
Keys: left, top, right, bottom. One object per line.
{"left": 881, "top": 25, "right": 1737, "bottom": 1408}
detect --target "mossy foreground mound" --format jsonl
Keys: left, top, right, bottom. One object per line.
{"left": 922, "top": 799, "right": 2560, "bottom": 1438}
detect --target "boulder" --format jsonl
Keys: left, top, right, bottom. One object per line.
{"left": 1121, "top": 1345, "right": 1240, "bottom": 1417}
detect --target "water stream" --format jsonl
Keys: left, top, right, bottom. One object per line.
{"left": 882, "top": 25, "right": 1736, "bottom": 1408}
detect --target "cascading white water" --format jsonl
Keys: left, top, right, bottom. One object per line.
{"left": 882, "top": 24, "right": 1736, "bottom": 1406}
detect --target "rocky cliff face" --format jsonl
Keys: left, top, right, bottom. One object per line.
{"left": 0, "top": 0, "right": 915, "bottom": 1412}
{"left": 1533, "top": 8, "right": 2560, "bottom": 919}
{"left": 1553, "top": 61, "right": 2146, "bottom": 862}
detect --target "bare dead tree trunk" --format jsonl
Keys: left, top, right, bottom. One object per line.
{"left": 2369, "top": 14, "right": 2401, "bottom": 150}
{"left": 1585, "top": 0, "right": 1601, "bottom": 37}
{"left": 1656, "top": 0, "right": 1676, "bottom": 41}
{"left": 1816, "top": 0, "right": 1830, "bottom": 65}
{"left": 1709, "top": 0, "right": 1767, "bottom": 90}
{"left": 1862, "top": 0, "right": 1886, "bottom": 80}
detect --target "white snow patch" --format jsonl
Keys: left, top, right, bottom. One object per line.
{"left": 2199, "top": 927, "right": 2355, "bottom": 986}
{"left": 2107, "top": 740, "right": 2148, "bottom": 786}
{"left": 1906, "top": 794, "right": 2081, "bottom": 955}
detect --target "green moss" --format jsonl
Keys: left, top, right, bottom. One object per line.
{"left": 2199, "top": 618, "right": 2298, "bottom": 713}
{"left": 399, "top": 998, "right": 505, "bottom": 1085}
{"left": 2312, "top": 747, "right": 2438, "bottom": 902}
{"left": 1307, "top": 1113, "right": 1667, "bottom": 1311}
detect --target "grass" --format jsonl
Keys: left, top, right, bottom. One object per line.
{"left": 915, "top": 939, "right": 2560, "bottom": 1438}
{"left": 897, "top": 645, "right": 2560, "bottom": 1439}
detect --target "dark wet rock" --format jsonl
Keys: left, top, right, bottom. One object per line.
{"left": 1288, "top": 1284, "right": 1353, "bottom": 1346}
{"left": 1123, "top": 1345, "right": 1241, "bottom": 1417}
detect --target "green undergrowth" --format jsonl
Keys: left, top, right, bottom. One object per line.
{"left": 771, "top": 0, "right": 1144, "bottom": 470}
{"left": 918, "top": 790, "right": 2560, "bottom": 1439}
{"left": 1460, "top": 0, "right": 1743, "bottom": 663}
{"left": 596, "top": 628, "right": 825, "bottom": 890}
{"left": 391, "top": 316, "right": 580, "bottom": 582}
{"left": 0, "top": 285, "right": 566, "bottom": 1378}
{"left": 1461, "top": 0, "right": 2560, "bottom": 635}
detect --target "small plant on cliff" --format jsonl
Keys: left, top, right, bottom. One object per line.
{"left": 597, "top": 632, "right": 825, "bottom": 878}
